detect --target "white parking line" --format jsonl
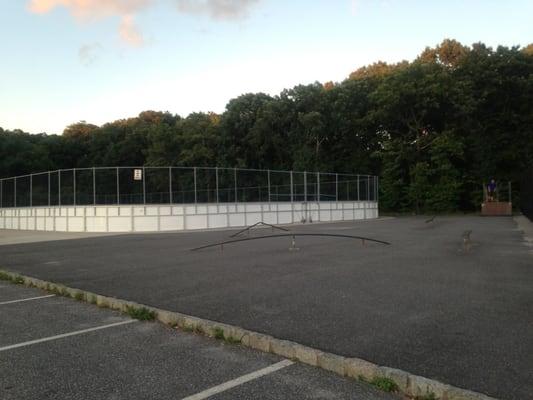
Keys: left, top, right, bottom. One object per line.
{"left": 180, "top": 359, "right": 294, "bottom": 400}
{"left": 0, "top": 294, "right": 56, "bottom": 306}
{"left": 0, "top": 320, "right": 137, "bottom": 352}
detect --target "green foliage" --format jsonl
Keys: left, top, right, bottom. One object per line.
{"left": 1, "top": 40, "right": 532, "bottom": 213}
{"left": 370, "top": 377, "right": 398, "bottom": 392}
{"left": 126, "top": 306, "right": 156, "bottom": 321}
{"left": 213, "top": 327, "right": 225, "bottom": 340}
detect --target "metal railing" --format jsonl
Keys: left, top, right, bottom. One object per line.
{"left": 0, "top": 167, "right": 378, "bottom": 208}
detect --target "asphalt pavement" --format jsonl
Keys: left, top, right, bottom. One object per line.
{"left": 0, "top": 282, "right": 397, "bottom": 400}
{"left": 1, "top": 216, "right": 532, "bottom": 399}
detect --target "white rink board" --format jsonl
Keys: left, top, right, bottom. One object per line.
{"left": 0, "top": 201, "right": 378, "bottom": 233}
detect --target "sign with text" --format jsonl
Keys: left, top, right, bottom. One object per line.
{"left": 133, "top": 169, "right": 143, "bottom": 181}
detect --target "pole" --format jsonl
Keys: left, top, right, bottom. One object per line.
{"left": 169, "top": 167, "right": 172, "bottom": 204}
{"left": 234, "top": 168, "right": 238, "bottom": 203}
{"left": 376, "top": 176, "right": 379, "bottom": 203}
{"left": 194, "top": 167, "right": 197, "bottom": 204}
{"left": 56, "top": 171, "right": 60, "bottom": 206}
{"left": 304, "top": 171, "right": 307, "bottom": 202}
{"left": 335, "top": 173, "right": 338, "bottom": 202}
{"left": 509, "top": 181, "right": 512, "bottom": 204}
{"left": 116, "top": 167, "right": 120, "bottom": 205}
{"left": 356, "top": 175, "right": 360, "bottom": 201}
{"left": 30, "top": 174, "right": 33, "bottom": 207}
{"left": 290, "top": 171, "right": 294, "bottom": 203}
{"left": 367, "top": 175, "right": 370, "bottom": 202}
{"left": 92, "top": 167, "right": 96, "bottom": 205}
{"left": 14, "top": 177, "right": 17, "bottom": 207}
{"left": 215, "top": 167, "right": 219, "bottom": 204}
{"left": 142, "top": 167, "right": 146, "bottom": 205}
{"left": 48, "top": 171, "right": 51, "bottom": 206}
{"left": 0, "top": 179, "right": 2, "bottom": 208}
{"left": 73, "top": 169, "right": 76, "bottom": 206}
{"left": 317, "top": 173, "right": 320, "bottom": 202}
{"left": 267, "top": 170, "right": 271, "bottom": 203}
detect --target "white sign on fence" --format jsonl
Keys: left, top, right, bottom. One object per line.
{"left": 133, "top": 169, "right": 143, "bottom": 181}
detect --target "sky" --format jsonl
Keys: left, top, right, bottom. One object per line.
{"left": 1, "top": 0, "right": 532, "bottom": 135}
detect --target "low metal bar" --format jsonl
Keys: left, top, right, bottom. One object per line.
{"left": 190, "top": 233, "right": 391, "bottom": 251}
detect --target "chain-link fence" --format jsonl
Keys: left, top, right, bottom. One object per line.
{"left": 0, "top": 167, "right": 378, "bottom": 208}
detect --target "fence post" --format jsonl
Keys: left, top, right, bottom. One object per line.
{"left": 48, "top": 171, "right": 51, "bottom": 206}
{"left": 168, "top": 167, "right": 172, "bottom": 204}
{"left": 234, "top": 168, "right": 237, "bottom": 204}
{"left": 304, "top": 171, "right": 307, "bottom": 202}
{"left": 116, "top": 167, "right": 120, "bottom": 205}
{"left": 142, "top": 167, "right": 146, "bottom": 205}
{"left": 194, "top": 167, "right": 197, "bottom": 205}
{"left": 58, "top": 171, "right": 61, "bottom": 207}
{"left": 267, "top": 169, "right": 271, "bottom": 203}
{"left": 317, "top": 173, "right": 320, "bottom": 202}
{"left": 290, "top": 171, "right": 294, "bottom": 203}
{"left": 335, "top": 173, "right": 338, "bottom": 202}
{"left": 14, "top": 177, "right": 17, "bottom": 207}
{"left": 92, "top": 167, "right": 96, "bottom": 205}
{"left": 366, "top": 175, "right": 370, "bottom": 201}
{"left": 73, "top": 169, "right": 76, "bottom": 206}
{"left": 30, "top": 174, "right": 33, "bottom": 207}
{"left": 376, "top": 175, "right": 379, "bottom": 203}
{"left": 356, "top": 175, "right": 359, "bottom": 201}
{"left": 215, "top": 167, "right": 219, "bottom": 204}
{"left": 0, "top": 179, "right": 2, "bottom": 208}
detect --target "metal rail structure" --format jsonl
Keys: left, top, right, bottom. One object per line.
{"left": 230, "top": 221, "right": 290, "bottom": 238}
{"left": 0, "top": 167, "right": 378, "bottom": 209}
{"left": 190, "top": 233, "right": 391, "bottom": 252}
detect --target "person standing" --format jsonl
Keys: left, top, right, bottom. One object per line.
{"left": 487, "top": 179, "right": 497, "bottom": 202}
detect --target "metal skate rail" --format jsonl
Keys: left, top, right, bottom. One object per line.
{"left": 190, "top": 233, "right": 391, "bottom": 252}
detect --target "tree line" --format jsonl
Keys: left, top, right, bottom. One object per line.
{"left": 1, "top": 39, "right": 532, "bottom": 212}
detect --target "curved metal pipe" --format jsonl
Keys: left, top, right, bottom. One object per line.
{"left": 190, "top": 233, "right": 390, "bottom": 251}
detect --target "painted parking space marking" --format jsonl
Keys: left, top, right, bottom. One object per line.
{"left": 0, "top": 294, "right": 56, "bottom": 306}
{"left": 180, "top": 359, "right": 294, "bottom": 400}
{"left": 0, "top": 320, "right": 137, "bottom": 352}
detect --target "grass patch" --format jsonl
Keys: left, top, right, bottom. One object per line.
{"left": 126, "top": 306, "right": 156, "bottom": 321}
{"left": 74, "top": 292, "right": 84, "bottom": 301}
{"left": 370, "top": 377, "right": 398, "bottom": 392}
{"left": 193, "top": 325, "right": 205, "bottom": 335}
{"left": 224, "top": 336, "right": 242, "bottom": 344}
{"left": 213, "top": 327, "right": 225, "bottom": 340}
{"left": 182, "top": 324, "right": 194, "bottom": 333}
{"left": 0, "top": 272, "right": 25, "bottom": 284}
{"left": 89, "top": 295, "right": 97, "bottom": 305}
{"left": 0, "top": 271, "right": 12, "bottom": 281}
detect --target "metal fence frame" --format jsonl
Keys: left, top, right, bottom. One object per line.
{"left": 0, "top": 167, "right": 378, "bottom": 209}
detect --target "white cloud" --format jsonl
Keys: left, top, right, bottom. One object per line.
{"left": 175, "top": 0, "right": 260, "bottom": 20}
{"left": 28, "top": 0, "right": 261, "bottom": 46}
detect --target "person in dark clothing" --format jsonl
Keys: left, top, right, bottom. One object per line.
{"left": 487, "top": 179, "right": 497, "bottom": 202}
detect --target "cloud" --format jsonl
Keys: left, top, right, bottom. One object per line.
{"left": 119, "top": 15, "right": 144, "bottom": 46}
{"left": 28, "top": 0, "right": 152, "bottom": 46}
{"left": 175, "top": 0, "right": 260, "bottom": 20}
{"left": 79, "top": 42, "right": 102, "bottom": 65}
{"left": 28, "top": 0, "right": 260, "bottom": 46}
{"left": 28, "top": 0, "right": 153, "bottom": 20}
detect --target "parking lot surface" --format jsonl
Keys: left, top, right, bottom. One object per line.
{"left": 0, "top": 283, "right": 397, "bottom": 400}
{"left": 1, "top": 216, "right": 532, "bottom": 399}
